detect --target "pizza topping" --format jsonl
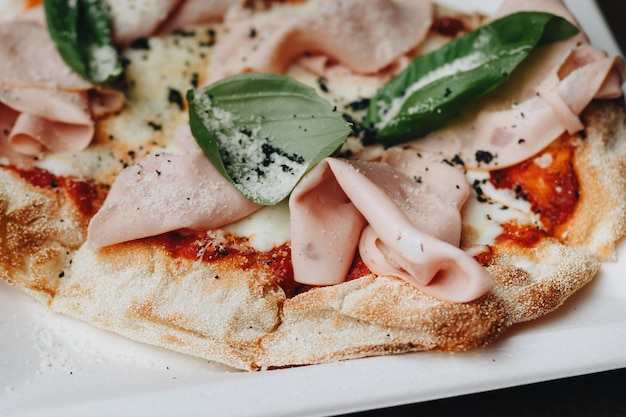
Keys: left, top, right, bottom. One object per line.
{"left": 205, "top": 0, "right": 433, "bottom": 85}
{"left": 364, "top": 11, "right": 580, "bottom": 146}
{"left": 103, "top": 0, "right": 233, "bottom": 47}
{"left": 154, "top": 0, "right": 233, "bottom": 36}
{"left": 410, "top": 0, "right": 625, "bottom": 170}
{"left": 8, "top": 165, "right": 107, "bottom": 217}
{"left": 289, "top": 155, "right": 494, "bottom": 302}
{"left": 431, "top": 16, "right": 466, "bottom": 38}
{"left": 105, "top": 0, "right": 180, "bottom": 47}
{"left": 43, "top": 0, "right": 123, "bottom": 85}
{"left": 86, "top": 127, "right": 261, "bottom": 248}
{"left": 188, "top": 72, "right": 350, "bottom": 205}
{"left": 0, "top": 19, "right": 123, "bottom": 162}
{"left": 490, "top": 141, "right": 579, "bottom": 237}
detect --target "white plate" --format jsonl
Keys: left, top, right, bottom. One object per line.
{"left": 1, "top": 1, "right": 625, "bottom": 416}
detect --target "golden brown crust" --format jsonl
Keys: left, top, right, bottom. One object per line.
{"left": 563, "top": 100, "right": 626, "bottom": 260}
{"left": 0, "top": 168, "right": 88, "bottom": 303}
{"left": 43, "top": 229, "right": 597, "bottom": 370}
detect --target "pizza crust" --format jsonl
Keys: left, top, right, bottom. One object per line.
{"left": 564, "top": 100, "right": 626, "bottom": 260}
{"left": 0, "top": 168, "right": 86, "bottom": 304}
{"left": 46, "top": 226, "right": 598, "bottom": 371}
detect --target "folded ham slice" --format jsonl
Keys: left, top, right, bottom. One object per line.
{"left": 289, "top": 155, "right": 494, "bottom": 302}
{"left": 106, "top": 0, "right": 182, "bottom": 46}
{"left": 412, "top": 0, "right": 624, "bottom": 170}
{"left": 0, "top": 19, "right": 123, "bottom": 162}
{"left": 87, "top": 126, "right": 261, "bottom": 248}
{"left": 106, "top": 0, "right": 233, "bottom": 46}
{"left": 205, "top": 0, "right": 433, "bottom": 84}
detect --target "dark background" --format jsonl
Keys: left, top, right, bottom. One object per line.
{"left": 343, "top": 1, "right": 626, "bottom": 416}
{"left": 596, "top": 0, "right": 626, "bottom": 54}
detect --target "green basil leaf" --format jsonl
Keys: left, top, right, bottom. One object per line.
{"left": 188, "top": 73, "right": 351, "bottom": 205}
{"left": 364, "top": 11, "right": 579, "bottom": 146}
{"left": 44, "top": 0, "right": 122, "bottom": 84}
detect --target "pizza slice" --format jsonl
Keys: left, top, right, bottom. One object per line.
{"left": 0, "top": 0, "right": 625, "bottom": 371}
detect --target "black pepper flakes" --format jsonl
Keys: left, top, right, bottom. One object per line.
{"left": 191, "top": 72, "right": 199, "bottom": 88}
{"left": 345, "top": 98, "right": 371, "bottom": 112}
{"left": 317, "top": 77, "right": 329, "bottom": 93}
{"left": 172, "top": 28, "right": 196, "bottom": 38}
{"left": 147, "top": 121, "right": 162, "bottom": 131}
{"left": 475, "top": 150, "right": 494, "bottom": 165}
{"left": 168, "top": 88, "right": 185, "bottom": 110}
{"left": 129, "top": 37, "right": 150, "bottom": 50}
{"left": 451, "top": 154, "right": 465, "bottom": 166}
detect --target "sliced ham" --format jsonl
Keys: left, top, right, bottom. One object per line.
{"left": 106, "top": 0, "right": 233, "bottom": 46}
{"left": 412, "top": 0, "right": 624, "bottom": 169}
{"left": 0, "top": 19, "right": 123, "bottom": 162}
{"left": 156, "top": 0, "right": 233, "bottom": 34}
{"left": 87, "top": 126, "right": 262, "bottom": 248}
{"left": 288, "top": 155, "right": 494, "bottom": 302}
{"left": 205, "top": 0, "right": 433, "bottom": 84}
{"left": 106, "top": 0, "right": 182, "bottom": 46}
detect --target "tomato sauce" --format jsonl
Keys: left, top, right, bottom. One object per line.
{"left": 7, "top": 165, "right": 107, "bottom": 217}
{"left": 490, "top": 142, "right": 579, "bottom": 238}
{"left": 149, "top": 231, "right": 374, "bottom": 298}
{"left": 495, "top": 222, "right": 547, "bottom": 247}
{"left": 431, "top": 16, "right": 466, "bottom": 37}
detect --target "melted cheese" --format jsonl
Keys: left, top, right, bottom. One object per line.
{"left": 462, "top": 170, "right": 539, "bottom": 246}
{"left": 223, "top": 200, "right": 291, "bottom": 252}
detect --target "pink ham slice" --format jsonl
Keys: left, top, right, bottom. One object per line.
{"left": 0, "top": 20, "right": 123, "bottom": 161}
{"left": 106, "top": 0, "right": 233, "bottom": 46}
{"left": 205, "top": 0, "right": 433, "bottom": 84}
{"left": 289, "top": 154, "right": 494, "bottom": 302}
{"left": 156, "top": 0, "right": 233, "bottom": 34}
{"left": 412, "top": 0, "right": 624, "bottom": 170}
{"left": 87, "top": 127, "right": 261, "bottom": 248}
{"left": 106, "top": 0, "right": 182, "bottom": 46}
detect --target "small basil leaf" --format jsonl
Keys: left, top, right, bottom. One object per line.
{"left": 44, "top": 0, "right": 122, "bottom": 84}
{"left": 364, "top": 11, "right": 579, "bottom": 146}
{"left": 188, "top": 73, "right": 351, "bottom": 205}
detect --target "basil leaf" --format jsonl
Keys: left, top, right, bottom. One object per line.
{"left": 364, "top": 11, "right": 579, "bottom": 146}
{"left": 188, "top": 73, "right": 351, "bottom": 205}
{"left": 44, "top": 0, "right": 122, "bottom": 84}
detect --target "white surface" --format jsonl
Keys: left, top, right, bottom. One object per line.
{"left": 2, "top": 1, "right": 626, "bottom": 416}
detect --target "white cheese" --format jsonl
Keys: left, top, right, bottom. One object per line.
{"left": 462, "top": 170, "right": 541, "bottom": 246}
{"left": 223, "top": 199, "right": 291, "bottom": 251}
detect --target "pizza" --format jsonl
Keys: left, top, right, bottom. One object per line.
{"left": 1, "top": 0, "right": 625, "bottom": 371}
